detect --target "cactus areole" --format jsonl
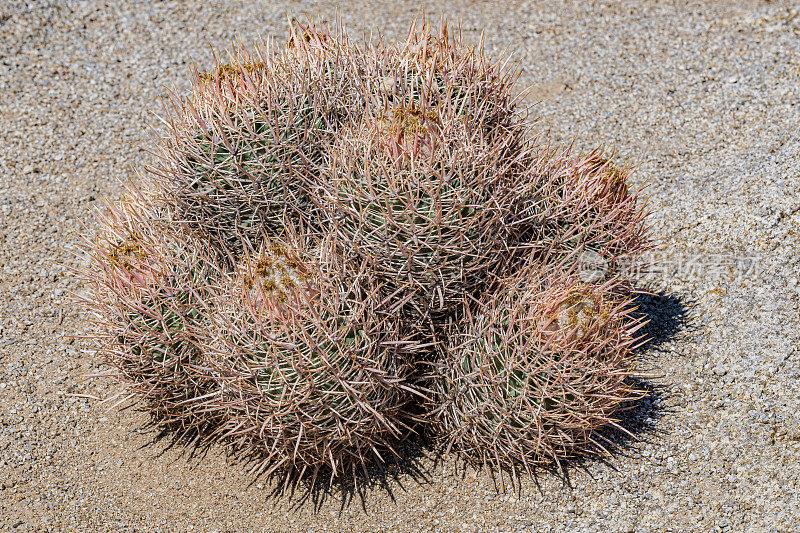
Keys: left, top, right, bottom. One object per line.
{"left": 79, "top": 17, "right": 650, "bottom": 483}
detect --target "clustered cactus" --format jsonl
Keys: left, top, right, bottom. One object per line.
{"left": 79, "top": 18, "right": 650, "bottom": 482}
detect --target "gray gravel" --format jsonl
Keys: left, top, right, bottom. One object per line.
{"left": 1, "top": 1, "right": 799, "bottom": 531}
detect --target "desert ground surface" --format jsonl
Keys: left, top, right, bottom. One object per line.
{"left": 1, "top": 0, "right": 799, "bottom": 531}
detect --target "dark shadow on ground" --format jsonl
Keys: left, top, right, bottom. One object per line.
{"left": 258, "top": 431, "right": 435, "bottom": 513}
{"left": 134, "top": 414, "right": 435, "bottom": 513}
{"left": 630, "top": 288, "right": 694, "bottom": 356}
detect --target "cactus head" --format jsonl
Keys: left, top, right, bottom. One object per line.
{"left": 207, "top": 240, "right": 423, "bottom": 479}
{"left": 429, "top": 267, "right": 644, "bottom": 470}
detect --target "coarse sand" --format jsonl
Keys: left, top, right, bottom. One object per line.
{"left": 1, "top": 1, "right": 799, "bottom": 531}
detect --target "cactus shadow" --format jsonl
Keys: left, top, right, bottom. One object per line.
{"left": 253, "top": 431, "right": 436, "bottom": 512}
{"left": 629, "top": 288, "right": 693, "bottom": 356}
{"left": 133, "top": 416, "right": 436, "bottom": 512}
{"left": 137, "top": 419, "right": 228, "bottom": 465}
{"left": 592, "top": 378, "right": 670, "bottom": 462}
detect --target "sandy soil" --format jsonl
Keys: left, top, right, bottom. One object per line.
{"left": 1, "top": 1, "right": 799, "bottom": 531}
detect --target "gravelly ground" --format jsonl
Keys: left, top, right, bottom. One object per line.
{"left": 1, "top": 1, "right": 799, "bottom": 531}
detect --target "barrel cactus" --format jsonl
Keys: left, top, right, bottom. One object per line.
{"left": 204, "top": 239, "right": 421, "bottom": 479}
{"left": 427, "top": 262, "right": 644, "bottom": 471}
{"left": 80, "top": 194, "right": 224, "bottom": 427}
{"left": 78, "top": 16, "right": 651, "bottom": 482}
